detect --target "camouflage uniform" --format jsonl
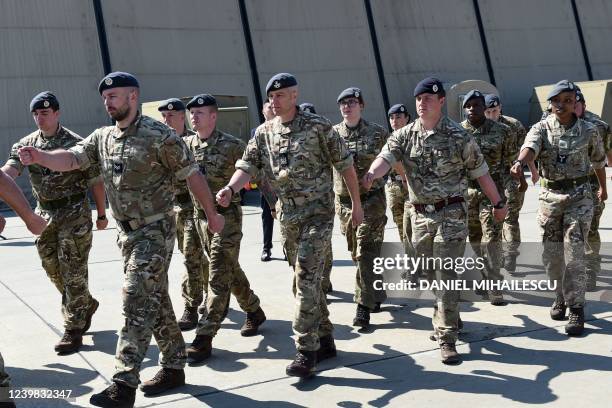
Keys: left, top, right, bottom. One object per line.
{"left": 522, "top": 114, "right": 605, "bottom": 307}
{"left": 461, "top": 118, "right": 514, "bottom": 289}
{"left": 175, "top": 129, "right": 209, "bottom": 309}
{"left": 6, "top": 127, "right": 100, "bottom": 331}
{"left": 378, "top": 116, "right": 489, "bottom": 344}
{"left": 333, "top": 119, "right": 388, "bottom": 310}
{"left": 385, "top": 170, "right": 410, "bottom": 242}
{"left": 70, "top": 114, "right": 194, "bottom": 388}
{"left": 237, "top": 110, "right": 353, "bottom": 352}
{"left": 499, "top": 115, "right": 527, "bottom": 264}
{"left": 581, "top": 111, "right": 611, "bottom": 281}
{"left": 186, "top": 129, "right": 260, "bottom": 338}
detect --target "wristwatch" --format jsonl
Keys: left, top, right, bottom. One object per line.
{"left": 512, "top": 159, "right": 523, "bottom": 167}
{"left": 97, "top": 214, "right": 107, "bottom": 221}
{"left": 493, "top": 199, "right": 506, "bottom": 209}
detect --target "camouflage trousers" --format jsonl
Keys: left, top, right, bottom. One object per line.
{"left": 585, "top": 179, "right": 605, "bottom": 277}
{"left": 35, "top": 204, "right": 95, "bottom": 331}
{"left": 468, "top": 188, "right": 503, "bottom": 283}
{"left": 0, "top": 352, "right": 8, "bottom": 387}
{"left": 386, "top": 179, "right": 410, "bottom": 243}
{"left": 406, "top": 202, "right": 467, "bottom": 344}
{"left": 537, "top": 187, "right": 593, "bottom": 308}
{"left": 336, "top": 190, "right": 387, "bottom": 310}
{"left": 176, "top": 206, "right": 209, "bottom": 309}
{"left": 113, "top": 216, "right": 186, "bottom": 388}
{"left": 195, "top": 204, "right": 260, "bottom": 337}
{"left": 503, "top": 180, "right": 525, "bottom": 258}
{"left": 292, "top": 235, "right": 333, "bottom": 295}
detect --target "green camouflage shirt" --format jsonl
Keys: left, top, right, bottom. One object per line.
{"left": 333, "top": 118, "right": 388, "bottom": 196}
{"left": 236, "top": 109, "right": 353, "bottom": 222}
{"left": 174, "top": 128, "right": 197, "bottom": 208}
{"left": 70, "top": 113, "right": 198, "bottom": 221}
{"left": 7, "top": 126, "right": 101, "bottom": 203}
{"left": 378, "top": 116, "right": 488, "bottom": 204}
{"left": 582, "top": 110, "right": 611, "bottom": 155}
{"left": 185, "top": 129, "right": 245, "bottom": 208}
{"left": 522, "top": 114, "right": 605, "bottom": 181}
{"left": 499, "top": 114, "right": 527, "bottom": 159}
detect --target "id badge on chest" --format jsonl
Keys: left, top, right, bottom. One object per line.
{"left": 113, "top": 161, "right": 124, "bottom": 174}
{"left": 557, "top": 140, "right": 569, "bottom": 164}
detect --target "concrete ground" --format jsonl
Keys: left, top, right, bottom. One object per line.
{"left": 1, "top": 171, "right": 611, "bottom": 407}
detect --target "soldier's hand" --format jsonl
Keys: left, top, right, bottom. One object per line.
{"left": 96, "top": 215, "right": 108, "bottom": 230}
{"left": 510, "top": 162, "right": 523, "bottom": 179}
{"left": 271, "top": 209, "right": 277, "bottom": 219}
{"left": 528, "top": 162, "right": 539, "bottom": 184}
{"left": 493, "top": 205, "right": 508, "bottom": 223}
{"left": 18, "top": 146, "right": 40, "bottom": 165}
{"left": 25, "top": 213, "right": 47, "bottom": 236}
{"left": 598, "top": 187, "right": 608, "bottom": 202}
{"left": 361, "top": 172, "right": 375, "bottom": 191}
{"left": 207, "top": 212, "right": 225, "bottom": 234}
{"left": 216, "top": 187, "right": 232, "bottom": 207}
{"left": 0, "top": 215, "right": 5, "bottom": 234}
{"left": 351, "top": 203, "right": 364, "bottom": 227}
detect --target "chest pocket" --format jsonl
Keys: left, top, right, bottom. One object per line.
{"left": 479, "top": 133, "right": 503, "bottom": 169}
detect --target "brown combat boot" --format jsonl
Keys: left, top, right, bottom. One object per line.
{"left": 54, "top": 329, "right": 82, "bottom": 354}
{"left": 489, "top": 290, "right": 507, "bottom": 306}
{"left": 317, "top": 335, "right": 337, "bottom": 362}
{"left": 550, "top": 297, "right": 567, "bottom": 321}
{"left": 440, "top": 342, "right": 461, "bottom": 364}
{"left": 565, "top": 307, "right": 585, "bottom": 336}
{"left": 178, "top": 307, "right": 198, "bottom": 331}
{"left": 286, "top": 350, "right": 317, "bottom": 378}
{"left": 240, "top": 307, "right": 266, "bottom": 337}
{"left": 89, "top": 382, "right": 136, "bottom": 408}
{"left": 140, "top": 368, "right": 185, "bottom": 396}
{"left": 186, "top": 334, "right": 212, "bottom": 362}
{"left": 82, "top": 298, "right": 99, "bottom": 334}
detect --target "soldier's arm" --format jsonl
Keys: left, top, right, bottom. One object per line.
{"left": 219, "top": 170, "right": 252, "bottom": 207}
{"left": 364, "top": 129, "right": 405, "bottom": 189}
{"left": 341, "top": 166, "right": 363, "bottom": 227}
{"left": 0, "top": 165, "right": 19, "bottom": 179}
{"left": 187, "top": 171, "right": 225, "bottom": 233}
{"left": 588, "top": 126, "right": 607, "bottom": 201}
{"left": 0, "top": 169, "right": 47, "bottom": 235}
{"left": 91, "top": 181, "right": 108, "bottom": 229}
{"left": 18, "top": 147, "right": 81, "bottom": 171}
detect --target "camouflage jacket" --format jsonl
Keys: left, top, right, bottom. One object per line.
{"left": 522, "top": 114, "right": 605, "bottom": 181}
{"left": 185, "top": 129, "right": 245, "bottom": 209}
{"left": 236, "top": 109, "right": 353, "bottom": 223}
{"left": 499, "top": 115, "right": 527, "bottom": 159}
{"left": 461, "top": 118, "right": 514, "bottom": 190}
{"left": 582, "top": 110, "right": 611, "bottom": 156}
{"left": 333, "top": 118, "right": 388, "bottom": 196}
{"left": 71, "top": 113, "right": 198, "bottom": 221}
{"left": 7, "top": 126, "right": 101, "bottom": 205}
{"left": 378, "top": 116, "right": 488, "bottom": 204}
{"left": 174, "top": 128, "right": 197, "bottom": 209}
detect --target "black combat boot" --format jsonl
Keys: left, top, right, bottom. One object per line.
{"left": 550, "top": 296, "right": 567, "bottom": 321}
{"left": 240, "top": 307, "right": 266, "bottom": 337}
{"left": 140, "top": 368, "right": 185, "bottom": 395}
{"left": 54, "top": 330, "right": 83, "bottom": 354}
{"left": 286, "top": 350, "right": 317, "bottom": 378}
{"left": 90, "top": 382, "right": 136, "bottom": 408}
{"left": 317, "top": 335, "right": 337, "bottom": 362}
{"left": 353, "top": 304, "right": 370, "bottom": 328}
{"left": 371, "top": 302, "right": 382, "bottom": 313}
{"left": 177, "top": 307, "right": 198, "bottom": 331}
{"left": 82, "top": 298, "right": 99, "bottom": 334}
{"left": 186, "top": 334, "right": 212, "bottom": 362}
{"left": 440, "top": 342, "right": 461, "bottom": 364}
{"left": 565, "top": 307, "right": 585, "bottom": 336}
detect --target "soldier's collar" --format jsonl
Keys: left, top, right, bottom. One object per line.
{"left": 114, "top": 111, "right": 142, "bottom": 138}
{"left": 344, "top": 118, "right": 365, "bottom": 132}
{"left": 39, "top": 124, "right": 62, "bottom": 140}
{"left": 202, "top": 129, "right": 220, "bottom": 145}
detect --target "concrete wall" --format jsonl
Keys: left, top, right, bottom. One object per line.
{"left": 576, "top": 0, "right": 612, "bottom": 78}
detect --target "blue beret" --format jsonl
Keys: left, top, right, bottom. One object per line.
{"left": 30, "top": 91, "right": 59, "bottom": 111}
{"left": 337, "top": 87, "right": 363, "bottom": 104}
{"left": 484, "top": 94, "right": 500, "bottom": 108}
{"left": 186, "top": 94, "right": 217, "bottom": 109}
{"left": 388, "top": 104, "right": 408, "bottom": 116}
{"left": 462, "top": 89, "right": 485, "bottom": 108}
{"left": 413, "top": 77, "right": 445, "bottom": 97}
{"left": 158, "top": 98, "right": 185, "bottom": 112}
{"left": 299, "top": 103, "right": 317, "bottom": 114}
{"left": 98, "top": 71, "right": 139, "bottom": 94}
{"left": 547, "top": 80, "right": 577, "bottom": 100}
{"left": 265, "top": 73, "right": 298, "bottom": 95}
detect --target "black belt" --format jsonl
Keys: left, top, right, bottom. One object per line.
{"left": 541, "top": 175, "right": 590, "bottom": 190}
{"left": 38, "top": 192, "right": 86, "bottom": 211}
{"left": 175, "top": 192, "right": 192, "bottom": 205}
{"left": 339, "top": 188, "right": 384, "bottom": 204}
{"left": 413, "top": 196, "right": 464, "bottom": 214}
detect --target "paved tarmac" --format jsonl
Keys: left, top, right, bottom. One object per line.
{"left": 1, "top": 172, "right": 611, "bottom": 407}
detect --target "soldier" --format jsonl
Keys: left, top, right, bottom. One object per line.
{"left": 184, "top": 94, "right": 266, "bottom": 362}
{"left": 0, "top": 169, "right": 47, "bottom": 408}
{"left": 333, "top": 87, "right": 389, "bottom": 329}
{"left": 386, "top": 103, "right": 411, "bottom": 244}
{"left": 217, "top": 73, "right": 363, "bottom": 377}
{"left": 511, "top": 80, "right": 606, "bottom": 336}
{"left": 1, "top": 92, "right": 107, "bottom": 355}
{"left": 461, "top": 90, "right": 514, "bottom": 305}
{"left": 364, "top": 77, "right": 507, "bottom": 364}
{"left": 575, "top": 90, "right": 612, "bottom": 290}
{"left": 259, "top": 100, "right": 277, "bottom": 262}
{"left": 18, "top": 72, "right": 225, "bottom": 407}
{"left": 158, "top": 98, "right": 209, "bottom": 330}
{"left": 484, "top": 94, "right": 528, "bottom": 273}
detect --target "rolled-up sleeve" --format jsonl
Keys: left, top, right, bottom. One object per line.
{"left": 6, "top": 140, "right": 26, "bottom": 174}
{"left": 588, "top": 126, "right": 606, "bottom": 170}
{"left": 236, "top": 132, "right": 261, "bottom": 178}
{"left": 521, "top": 122, "right": 544, "bottom": 158}
{"left": 69, "top": 131, "right": 100, "bottom": 170}
{"left": 378, "top": 128, "right": 406, "bottom": 167}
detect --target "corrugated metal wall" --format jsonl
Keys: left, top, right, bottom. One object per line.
{"left": 1, "top": 0, "right": 610, "bottom": 199}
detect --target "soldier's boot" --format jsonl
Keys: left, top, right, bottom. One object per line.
{"left": 316, "top": 335, "right": 337, "bottom": 362}
{"left": 89, "top": 382, "right": 136, "bottom": 408}
{"left": 565, "top": 307, "right": 585, "bottom": 336}
{"left": 440, "top": 343, "right": 461, "bottom": 365}
{"left": 54, "top": 329, "right": 82, "bottom": 354}
{"left": 240, "top": 307, "right": 266, "bottom": 337}
{"left": 586, "top": 271, "right": 597, "bottom": 292}
{"left": 353, "top": 304, "right": 370, "bottom": 329}
{"left": 488, "top": 290, "right": 507, "bottom": 306}
{"left": 177, "top": 307, "right": 198, "bottom": 331}
{"left": 371, "top": 302, "right": 382, "bottom": 313}
{"left": 550, "top": 297, "right": 567, "bottom": 321}
{"left": 430, "top": 317, "right": 463, "bottom": 341}
{"left": 503, "top": 255, "right": 517, "bottom": 273}
{"left": 323, "top": 282, "right": 333, "bottom": 294}
{"left": 186, "top": 334, "right": 212, "bottom": 362}
{"left": 286, "top": 350, "right": 317, "bottom": 378}
{"left": 82, "top": 298, "right": 99, "bottom": 334}
{"left": 140, "top": 368, "right": 185, "bottom": 396}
